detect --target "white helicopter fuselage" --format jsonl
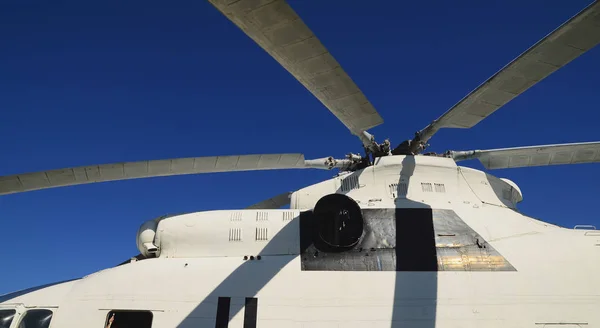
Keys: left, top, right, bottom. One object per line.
{"left": 2, "top": 155, "right": 599, "bottom": 328}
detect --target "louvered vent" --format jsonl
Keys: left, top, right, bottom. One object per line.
{"left": 229, "top": 228, "right": 242, "bottom": 242}
{"left": 399, "top": 183, "right": 408, "bottom": 196}
{"left": 389, "top": 183, "right": 397, "bottom": 198}
{"left": 230, "top": 212, "right": 242, "bottom": 222}
{"left": 434, "top": 183, "right": 446, "bottom": 193}
{"left": 255, "top": 227, "right": 268, "bottom": 241}
{"left": 283, "top": 211, "right": 294, "bottom": 221}
{"left": 256, "top": 211, "right": 268, "bottom": 222}
{"left": 421, "top": 183, "right": 433, "bottom": 192}
{"left": 389, "top": 183, "right": 408, "bottom": 198}
{"left": 340, "top": 175, "right": 359, "bottom": 192}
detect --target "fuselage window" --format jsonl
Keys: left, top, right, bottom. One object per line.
{"left": 105, "top": 310, "right": 153, "bottom": 328}
{"left": 18, "top": 309, "right": 53, "bottom": 328}
{"left": 0, "top": 309, "right": 16, "bottom": 328}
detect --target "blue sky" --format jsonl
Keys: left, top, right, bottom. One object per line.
{"left": 1, "top": 0, "right": 599, "bottom": 294}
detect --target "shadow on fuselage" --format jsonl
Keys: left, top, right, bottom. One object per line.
{"left": 175, "top": 155, "right": 437, "bottom": 327}
{"left": 175, "top": 217, "right": 300, "bottom": 327}
{"left": 391, "top": 155, "right": 437, "bottom": 327}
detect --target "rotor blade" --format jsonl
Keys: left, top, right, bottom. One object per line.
{"left": 451, "top": 141, "right": 600, "bottom": 169}
{"left": 0, "top": 154, "right": 351, "bottom": 196}
{"left": 415, "top": 1, "right": 600, "bottom": 148}
{"left": 246, "top": 191, "right": 292, "bottom": 209}
{"left": 207, "top": 0, "right": 384, "bottom": 138}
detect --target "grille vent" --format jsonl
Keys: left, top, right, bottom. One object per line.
{"left": 389, "top": 182, "right": 408, "bottom": 198}
{"left": 421, "top": 183, "right": 433, "bottom": 192}
{"left": 283, "top": 211, "right": 294, "bottom": 221}
{"left": 434, "top": 183, "right": 446, "bottom": 193}
{"left": 255, "top": 227, "right": 268, "bottom": 241}
{"left": 230, "top": 212, "right": 242, "bottom": 222}
{"left": 340, "top": 175, "right": 360, "bottom": 192}
{"left": 229, "top": 228, "right": 242, "bottom": 242}
{"left": 256, "top": 211, "right": 268, "bottom": 222}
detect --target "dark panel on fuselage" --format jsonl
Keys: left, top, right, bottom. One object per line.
{"left": 215, "top": 297, "right": 231, "bottom": 328}
{"left": 299, "top": 208, "right": 516, "bottom": 272}
{"left": 395, "top": 208, "right": 438, "bottom": 271}
{"left": 243, "top": 297, "right": 258, "bottom": 328}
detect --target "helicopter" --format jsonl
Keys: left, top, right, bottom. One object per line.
{"left": 1, "top": 0, "right": 600, "bottom": 327}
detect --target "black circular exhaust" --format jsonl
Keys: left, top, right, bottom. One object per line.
{"left": 313, "top": 193, "right": 364, "bottom": 251}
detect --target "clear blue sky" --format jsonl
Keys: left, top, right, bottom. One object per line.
{"left": 1, "top": 0, "right": 599, "bottom": 295}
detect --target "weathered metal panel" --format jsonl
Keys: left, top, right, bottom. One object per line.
{"left": 300, "top": 208, "right": 516, "bottom": 271}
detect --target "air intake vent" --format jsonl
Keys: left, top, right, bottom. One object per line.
{"left": 421, "top": 183, "right": 433, "bottom": 192}
{"left": 511, "top": 190, "right": 519, "bottom": 204}
{"left": 502, "top": 187, "right": 518, "bottom": 203}
{"left": 229, "top": 228, "right": 242, "bottom": 242}
{"left": 283, "top": 211, "right": 294, "bottom": 221}
{"left": 434, "top": 183, "right": 446, "bottom": 193}
{"left": 389, "top": 183, "right": 408, "bottom": 198}
{"left": 256, "top": 211, "right": 268, "bottom": 222}
{"left": 502, "top": 189, "right": 512, "bottom": 200}
{"left": 255, "top": 227, "right": 268, "bottom": 241}
{"left": 340, "top": 174, "right": 359, "bottom": 192}
{"left": 230, "top": 212, "right": 242, "bottom": 222}
{"left": 399, "top": 183, "right": 408, "bottom": 196}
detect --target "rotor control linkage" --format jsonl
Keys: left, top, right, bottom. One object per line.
{"left": 359, "top": 131, "right": 392, "bottom": 160}
{"left": 391, "top": 133, "right": 429, "bottom": 156}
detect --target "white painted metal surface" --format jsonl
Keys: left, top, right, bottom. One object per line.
{"left": 453, "top": 141, "right": 600, "bottom": 169}
{"left": 207, "top": 0, "right": 384, "bottom": 137}
{"left": 0, "top": 154, "right": 357, "bottom": 196}
{"left": 2, "top": 1, "right": 600, "bottom": 327}
{"left": 2, "top": 155, "right": 600, "bottom": 327}
{"left": 0, "top": 154, "right": 299, "bottom": 195}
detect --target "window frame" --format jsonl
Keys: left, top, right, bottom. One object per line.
{"left": 15, "top": 308, "right": 54, "bottom": 328}
{"left": 104, "top": 309, "right": 153, "bottom": 328}
{"left": 0, "top": 308, "right": 16, "bottom": 328}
